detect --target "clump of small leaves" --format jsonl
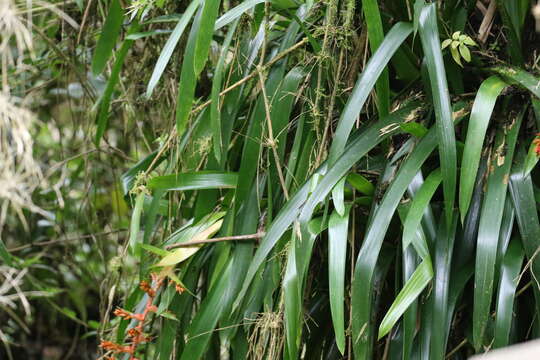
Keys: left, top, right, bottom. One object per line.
{"left": 442, "top": 31, "right": 477, "bottom": 66}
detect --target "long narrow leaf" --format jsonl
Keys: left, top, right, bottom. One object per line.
{"left": 473, "top": 113, "right": 522, "bottom": 350}
{"left": 91, "top": 0, "right": 124, "bottom": 75}
{"left": 459, "top": 76, "right": 507, "bottom": 221}
{"left": 361, "top": 0, "right": 389, "bottom": 116}
{"left": 419, "top": 3, "right": 457, "bottom": 226}
{"left": 211, "top": 19, "right": 239, "bottom": 162}
{"left": 95, "top": 22, "right": 140, "bottom": 145}
{"left": 148, "top": 172, "right": 238, "bottom": 191}
{"left": 493, "top": 238, "right": 524, "bottom": 348}
{"left": 146, "top": 0, "right": 201, "bottom": 98}
{"left": 328, "top": 22, "right": 413, "bottom": 166}
{"left": 328, "top": 207, "right": 350, "bottom": 354}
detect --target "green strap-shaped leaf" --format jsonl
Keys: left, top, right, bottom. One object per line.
{"left": 214, "top": 0, "right": 265, "bottom": 30}
{"left": 401, "top": 246, "right": 418, "bottom": 360}
{"left": 284, "top": 230, "right": 301, "bottom": 360}
{"left": 327, "top": 22, "right": 413, "bottom": 166}
{"left": 91, "top": 0, "right": 124, "bottom": 75}
{"left": 211, "top": 19, "right": 239, "bottom": 162}
{"left": 402, "top": 168, "right": 441, "bottom": 258}
{"left": 493, "top": 238, "right": 524, "bottom": 348}
{"left": 361, "top": 0, "right": 389, "bottom": 117}
{"left": 495, "top": 0, "right": 524, "bottom": 65}
{"left": 175, "top": 5, "right": 203, "bottom": 137}
{"left": 194, "top": 0, "right": 222, "bottom": 75}
{"left": 379, "top": 259, "right": 432, "bottom": 340}
{"left": 347, "top": 173, "right": 375, "bottom": 196}
{"left": 377, "top": 169, "right": 441, "bottom": 339}
{"left": 491, "top": 65, "right": 540, "bottom": 99}
{"left": 524, "top": 138, "right": 539, "bottom": 177}
{"left": 270, "top": 67, "right": 305, "bottom": 163}
{"left": 284, "top": 217, "right": 326, "bottom": 360}
{"left": 95, "top": 21, "right": 140, "bottom": 145}
{"left": 473, "top": 113, "right": 522, "bottom": 351}
{"left": 430, "top": 214, "right": 458, "bottom": 360}
{"left": 146, "top": 0, "right": 201, "bottom": 98}
{"left": 125, "top": 29, "right": 172, "bottom": 40}
{"left": 328, "top": 21, "right": 412, "bottom": 214}
{"left": 328, "top": 207, "right": 351, "bottom": 354}
{"left": 332, "top": 177, "right": 346, "bottom": 215}
{"left": 148, "top": 172, "right": 238, "bottom": 191}
{"left": 509, "top": 151, "right": 540, "bottom": 316}
{"left": 459, "top": 76, "right": 507, "bottom": 221}
{"left": 179, "top": 260, "right": 233, "bottom": 360}
{"left": 418, "top": 3, "right": 457, "bottom": 227}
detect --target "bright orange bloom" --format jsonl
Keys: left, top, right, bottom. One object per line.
{"left": 99, "top": 340, "right": 133, "bottom": 354}
{"left": 139, "top": 280, "right": 156, "bottom": 297}
{"left": 113, "top": 308, "right": 144, "bottom": 321}
{"left": 533, "top": 134, "right": 540, "bottom": 156}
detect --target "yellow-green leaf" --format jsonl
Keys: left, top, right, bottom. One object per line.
{"left": 156, "top": 220, "right": 223, "bottom": 267}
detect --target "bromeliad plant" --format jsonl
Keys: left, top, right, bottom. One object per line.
{"left": 92, "top": 0, "right": 540, "bottom": 359}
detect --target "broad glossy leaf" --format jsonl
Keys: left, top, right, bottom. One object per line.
{"left": 347, "top": 173, "right": 374, "bottom": 196}
{"left": 175, "top": 4, "right": 204, "bottom": 137}
{"left": 179, "top": 260, "right": 233, "bottom": 360}
{"left": 524, "top": 139, "right": 539, "bottom": 176}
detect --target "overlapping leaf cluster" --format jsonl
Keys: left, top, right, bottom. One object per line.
{"left": 87, "top": 0, "right": 540, "bottom": 359}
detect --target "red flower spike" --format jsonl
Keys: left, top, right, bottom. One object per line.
{"left": 102, "top": 274, "right": 164, "bottom": 360}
